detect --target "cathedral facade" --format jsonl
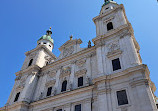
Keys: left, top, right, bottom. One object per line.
{"left": 0, "top": 1, "right": 158, "bottom": 111}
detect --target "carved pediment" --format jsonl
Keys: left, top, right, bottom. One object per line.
{"left": 59, "top": 38, "right": 83, "bottom": 58}
{"left": 45, "top": 80, "right": 56, "bottom": 87}
{"left": 107, "top": 41, "right": 120, "bottom": 53}
{"left": 107, "top": 41, "right": 122, "bottom": 58}
{"left": 59, "top": 39, "right": 82, "bottom": 51}
{"left": 107, "top": 49, "right": 122, "bottom": 58}
{"left": 75, "top": 69, "right": 87, "bottom": 77}
{"left": 60, "top": 67, "right": 71, "bottom": 78}
{"left": 103, "top": 16, "right": 115, "bottom": 23}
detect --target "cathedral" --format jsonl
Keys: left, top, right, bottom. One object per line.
{"left": 0, "top": 0, "right": 158, "bottom": 111}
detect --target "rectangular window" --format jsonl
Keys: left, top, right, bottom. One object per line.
{"left": 75, "top": 104, "right": 81, "bottom": 111}
{"left": 112, "top": 58, "right": 121, "bottom": 71}
{"left": 46, "top": 87, "right": 52, "bottom": 97}
{"left": 78, "top": 77, "right": 83, "bottom": 87}
{"left": 117, "top": 90, "right": 128, "bottom": 106}
{"left": 14, "top": 92, "right": 20, "bottom": 102}
{"left": 57, "top": 109, "right": 62, "bottom": 111}
{"left": 156, "top": 104, "right": 158, "bottom": 109}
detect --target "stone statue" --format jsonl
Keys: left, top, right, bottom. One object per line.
{"left": 69, "top": 83, "right": 73, "bottom": 91}
{"left": 53, "top": 88, "right": 57, "bottom": 95}
{"left": 85, "top": 76, "right": 90, "bottom": 86}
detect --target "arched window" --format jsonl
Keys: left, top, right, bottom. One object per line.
{"left": 61, "top": 80, "right": 67, "bottom": 92}
{"left": 107, "top": 22, "right": 113, "bottom": 31}
{"left": 28, "top": 59, "right": 33, "bottom": 67}
{"left": 14, "top": 92, "right": 20, "bottom": 102}
{"left": 46, "top": 87, "right": 52, "bottom": 97}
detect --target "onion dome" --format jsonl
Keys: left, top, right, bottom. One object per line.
{"left": 102, "top": 0, "right": 116, "bottom": 6}
{"left": 38, "top": 27, "right": 54, "bottom": 44}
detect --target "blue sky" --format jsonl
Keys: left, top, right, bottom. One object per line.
{"left": 0, "top": 0, "right": 157, "bottom": 107}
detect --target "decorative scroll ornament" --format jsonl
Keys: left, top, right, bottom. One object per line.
{"left": 85, "top": 76, "right": 90, "bottom": 86}
{"left": 107, "top": 41, "right": 122, "bottom": 58}
{"left": 76, "top": 59, "right": 86, "bottom": 67}
{"left": 63, "top": 46, "right": 74, "bottom": 57}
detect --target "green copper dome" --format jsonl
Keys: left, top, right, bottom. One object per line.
{"left": 38, "top": 27, "right": 54, "bottom": 44}
{"left": 38, "top": 35, "right": 54, "bottom": 44}
{"left": 102, "top": 0, "right": 114, "bottom": 7}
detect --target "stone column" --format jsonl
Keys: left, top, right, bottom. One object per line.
{"left": 55, "top": 67, "right": 62, "bottom": 94}
{"left": 83, "top": 98, "right": 92, "bottom": 111}
{"left": 70, "top": 62, "right": 75, "bottom": 90}
{"left": 97, "top": 91, "right": 108, "bottom": 111}
{"left": 97, "top": 80, "right": 109, "bottom": 111}
{"left": 64, "top": 104, "right": 71, "bottom": 111}
{"left": 96, "top": 46, "right": 104, "bottom": 75}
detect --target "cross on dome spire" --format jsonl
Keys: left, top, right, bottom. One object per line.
{"left": 46, "top": 27, "right": 52, "bottom": 36}
{"left": 104, "top": 0, "right": 113, "bottom": 2}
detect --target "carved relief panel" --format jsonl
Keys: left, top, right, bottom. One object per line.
{"left": 63, "top": 46, "right": 74, "bottom": 58}
{"left": 15, "top": 75, "right": 27, "bottom": 90}
{"left": 76, "top": 59, "right": 86, "bottom": 68}
{"left": 107, "top": 40, "right": 122, "bottom": 58}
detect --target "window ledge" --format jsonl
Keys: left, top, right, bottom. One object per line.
{"left": 107, "top": 49, "right": 122, "bottom": 58}
{"left": 116, "top": 104, "right": 131, "bottom": 109}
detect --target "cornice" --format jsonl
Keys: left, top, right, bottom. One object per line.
{"left": 5, "top": 101, "right": 29, "bottom": 111}
{"left": 129, "top": 78, "right": 149, "bottom": 88}
{"left": 15, "top": 65, "right": 41, "bottom": 76}
{"left": 30, "top": 85, "right": 94, "bottom": 107}
{"left": 0, "top": 107, "right": 5, "bottom": 111}
{"left": 41, "top": 46, "right": 96, "bottom": 72}
{"left": 93, "top": 64, "right": 150, "bottom": 84}
{"left": 25, "top": 45, "right": 57, "bottom": 60}
{"left": 93, "top": 4, "right": 120, "bottom": 23}
{"left": 92, "top": 24, "right": 132, "bottom": 45}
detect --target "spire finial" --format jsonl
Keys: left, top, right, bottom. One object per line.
{"left": 104, "top": 0, "right": 114, "bottom": 4}
{"left": 46, "top": 27, "right": 52, "bottom": 36}
{"left": 70, "top": 35, "right": 73, "bottom": 40}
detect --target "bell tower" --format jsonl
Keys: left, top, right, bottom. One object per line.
{"left": 21, "top": 28, "right": 56, "bottom": 70}
{"left": 6, "top": 28, "right": 57, "bottom": 106}
{"left": 92, "top": 0, "right": 142, "bottom": 75}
